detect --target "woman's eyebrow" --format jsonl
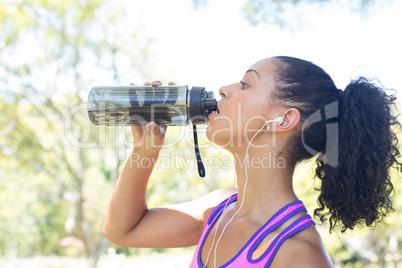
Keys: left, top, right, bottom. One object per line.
{"left": 245, "top": 69, "right": 260, "bottom": 79}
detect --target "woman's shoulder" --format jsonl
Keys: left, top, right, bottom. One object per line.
{"left": 272, "top": 226, "right": 333, "bottom": 268}
{"left": 184, "top": 187, "right": 238, "bottom": 223}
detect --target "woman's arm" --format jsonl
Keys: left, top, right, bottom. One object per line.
{"left": 101, "top": 80, "right": 235, "bottom": 248}
{"left": 102, "top": 146, "right": 235, "bottom": 248}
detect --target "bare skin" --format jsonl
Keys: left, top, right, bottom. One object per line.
{"left": 102, "top": 59, "right": 334, "bottom": 267}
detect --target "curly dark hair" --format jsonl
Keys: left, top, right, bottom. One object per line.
{"left": 271, "top": 56, "right": 401, "bottom": 233}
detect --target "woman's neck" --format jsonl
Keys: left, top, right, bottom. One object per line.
{"left": 231, "top": 148, "right": 298, "bottom": 221}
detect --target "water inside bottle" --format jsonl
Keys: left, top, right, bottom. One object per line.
{"left": 88, "top": 85, "right": 189, "bottom": 126}
{"left": 88, "top": 105, "right": 188, "bottom": 126}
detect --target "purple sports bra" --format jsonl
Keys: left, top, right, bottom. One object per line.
{"left": 189, "top": 194, "right": 315, "bottom": 268}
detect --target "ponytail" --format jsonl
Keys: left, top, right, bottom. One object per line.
{"left": 271, "top": 56, "right": 401, "bottom": 233}
{"left": 314, "top": 77, "right": 401, "bottom": 232}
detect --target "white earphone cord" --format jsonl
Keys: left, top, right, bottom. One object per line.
{"left": 202, "top": 176, "right": 236, "bottom": 268}
{"left": 203, "top": 118, "right": 277, "bottom": 268}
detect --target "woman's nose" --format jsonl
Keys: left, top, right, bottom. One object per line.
{"left": 219, "top": 86, "right": 230, "bottom": 99}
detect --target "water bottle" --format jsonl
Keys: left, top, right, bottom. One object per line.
{"left": 87, "top": 85, "right": 218, "bottom": 126}
{"left": 87, "top": 85, "right": 217, "bottom": 177}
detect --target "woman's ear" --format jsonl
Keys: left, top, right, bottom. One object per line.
{"left": 273, "top": 108, "right": 300, "bottom": 132}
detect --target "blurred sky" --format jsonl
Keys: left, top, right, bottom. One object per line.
{"left": 112, "top": 0, "right": 402, "bottom": 101}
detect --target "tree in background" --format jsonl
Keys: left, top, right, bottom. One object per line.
{"left": 0, "top": 0, "right": 151, "bottom": 267}
{"left": 193, "top": 0, "right": 395, "bottom": 27}
{"left": 242, "top": 0, "right": 395, "bottom": 26}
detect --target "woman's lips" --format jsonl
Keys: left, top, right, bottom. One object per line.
{"left": 208, "top": 112, "right": 218, "bottom": 118}
{"left": 208, "top": 101, "right": 220, "bottom": 118}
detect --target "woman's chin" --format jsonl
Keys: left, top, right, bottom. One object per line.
{"left": 205, "top": 131, "right": 229, "bottom": 149}
{"left": 205, "top": 124, "right": 212, "bottom": 141}
{"left": 205, "top": 121, "right": 236, "bottom": 149}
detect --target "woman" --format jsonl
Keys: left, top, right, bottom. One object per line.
{"left": 102, "top": 56, "right": 401, "bottom": 267}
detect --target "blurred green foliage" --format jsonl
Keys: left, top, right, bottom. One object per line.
{"left": 193, "top": 0, "right": 396, "bottom": 27}
{"left": 0, "top": 1, "right": 401, "bottom": 268}
{"left": 0, "top": 0, "right": 152, "bottom": 267}
{"left": 242, "top": 0, "right": 395, "bottom": 27}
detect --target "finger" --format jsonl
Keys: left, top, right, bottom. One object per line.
{"left": 131, "top": 124, "right": 147, "bottom": 146}
{"left": 160, "top": 124, "right": 167, "bottom": 135}
{"left": 131, "top": 124, "right": 146, "bottom": 137}
{"left": 146, "top": 121, "right": 155, "bottom": 133}
{"left": 153, "top": 123, "right": 165, "bottom": 136}
{"left": 146, "top": 122, "right": 165, "bottom": 136}
{"left": 144, "top": 82, "right": 151, "bottom": 86}
{"left": 130, "top": 82, "right": 135, "bottom": 85}
{"left": 168, "top": 81, "right": 176, "bottom": 85}
{"left": 151, "top": 80, "right": 162, "bottom": 87}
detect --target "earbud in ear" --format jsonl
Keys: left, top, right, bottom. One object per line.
{"left": 266, "top": 116, "right": 283, "bottom": 130}
{"left": 273, "top": 116, "right": 283, "bottom": 125}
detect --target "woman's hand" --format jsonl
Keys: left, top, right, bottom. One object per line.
{"left": 130, "top": 80, "right": 175, "bottom": 157}
{"left": 103, "top": 79, "right": 237, "bottom": 248}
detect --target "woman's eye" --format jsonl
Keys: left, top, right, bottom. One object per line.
{"left": 240, "top": 81, "right": 247, "bottom": 89}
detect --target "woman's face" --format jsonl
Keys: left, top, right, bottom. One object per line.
{"left": 206, "top": 58, "right": 282, "bottom": 149}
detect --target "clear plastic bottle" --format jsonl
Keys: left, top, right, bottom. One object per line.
{"left": 88, "top": 85, "right": 217, "bottom": 126}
